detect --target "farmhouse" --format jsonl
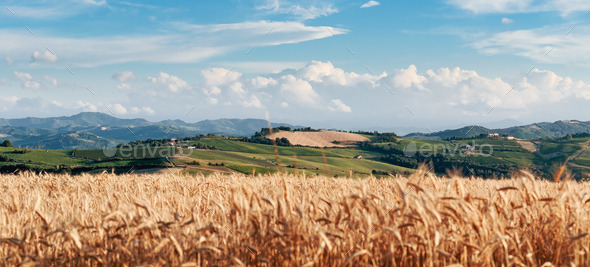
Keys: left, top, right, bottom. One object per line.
{"left": 488, "top": 132, "right": 500, "bottom": 138}
{"left": 505, "top": 136, "right": 515, "bottom": 140}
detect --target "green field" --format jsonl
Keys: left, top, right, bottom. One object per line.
{"left": 2, "top": 135, "right": 590, "bottom": 179}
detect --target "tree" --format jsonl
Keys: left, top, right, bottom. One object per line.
{"left": 1, "top": 140, "right": 13, "bottom": 147}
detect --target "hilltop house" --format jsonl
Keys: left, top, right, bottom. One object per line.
{"left": 488, "top": 132, "right": 500, "bottom": 138}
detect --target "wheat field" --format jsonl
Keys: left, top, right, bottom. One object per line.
{"left": 1, "top": 169, "right": 590, "bottom": 266}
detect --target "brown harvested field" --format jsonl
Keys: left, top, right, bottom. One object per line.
{"left": 2, "top": 170, "right": 590, "bottom": 265}
{"left": 516, "top": 140, "right": 538, "bottom": 152}
{"left": 267, "top": 130, "right": 370, "bottom": 147}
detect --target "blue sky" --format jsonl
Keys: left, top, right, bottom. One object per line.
{"left": 1, "top": 0, "right": 590, "bottom": 133}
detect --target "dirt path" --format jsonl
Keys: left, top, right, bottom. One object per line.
{"left": 568, "top": 140, "right": 590, "bottom": 163}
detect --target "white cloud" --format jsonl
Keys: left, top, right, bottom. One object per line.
{"left": 0, "top": 96, "right": 18, "bottom": 112}
{"left": 383, "top": 65, "right": 590, "bottom": 116}
{"left": 76, "top": 101, "right": 98, "bottom": 112}
{"left": 207, "top": 97, "right": 218, "bottom": 104}
{"left": 129, "top": 106, "right": 155, "bottom": 114}
{"left": 256, "top": 1, "right": 338, "bottom": 20}
{"left": 79, "top": 0, "right": 106, "bottom": 6}
{"left": 242, "top": 95, "right": 263, "bottom": 108}
{"left": 7, "top": 0, "right": 108, "bottom": 19}
{"left": 300, "top": 61, "right": 383, "bottom": 87}
{"left": 280, "top": 75, "right": 318, "bottom": 105}
{"left": 250, "top": 76, "right": 278, "bottom": 88}
{"left": 329, "top": 99, "right": 352, "bottom": 112}
{"left": 361, "top": 1, "right": 380, "bottom": 8}
{"left": 202, "top": 68, "right": 242, "bottom": 86}
{"left": 204, "top": 86, "right": 222, "bottom": 96}
{"left": 43, "top": 75, "right": 58, "bottom": 86}
{"left": 0, "top": 21, "right": 346, "bottom": 67}
{"left": 0, "top": 96, "right": 20, "bottom": 104}
{"left": 14, "top": 71, "right": 41, "bottom": 90}
{"left": 108, "top": 103, "right": 128, "bottom": 115}
{"left": 116, "top": 83, "right": 132, "bottom": 91}
{"left": 5, "top": 56, "right": 13, "bottom": 66}
{"left": 501, "top": 17, "right": 514, "bottom": 24}
{"left": 472, "top": 25, "right": 590, "bottom": 67}
{"left": 32, "top": 51, "right": 58, "bottom": 62}
{"left": 148, "top": 72, "right": 190, "bottom": 92}
{"left": 392, "top": 65, "right": 427, "bottom": 90}
{"left": 448, "top": 0, "right": 590, "bottom": 15}
{"left": 112, "top": 71, "right": 136, "bottom": 82}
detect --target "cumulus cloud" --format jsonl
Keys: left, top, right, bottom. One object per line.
{"left": 14, "top": 71, "right": 41, "bottom": 90}
{"left": 361, "top": 1, "right": 380, "bottom": 8}
{"left": 329, "top": 99, "right": 352, "bottom": 112}
{"left": 129, "top": 106, "right": 155, "bottom": 114}
{"left": 383, "top": 65, "right": 590, "bottom": 116}
{"left": 108, "top": 103, "right": 128, "bottom": 115}
{"left": 32, "top": 50, "right": 58, "bottom": 62}
{"left": 205, "top": 86, "right": 222, "bottom": 96}
{"left": 250, "top": 76, "right": 277, "bottom": 88}
{"left": 76, "top": 101, "right": 98, "bottom": 112}
{"left": 148, "top": 72, "right": 190, "bottom": 92}
{"left": 280, "top": 75, "right": 318, "bottom": 105}
{"left": 299, "top": 61, "right": 384, "bottom": 87}
{"left": 392, "top": 65, "right": 427, "bottom": 90}
{"left": 202, "top": 68, "right": 242, "bottom": 86}
{"left": 0, "top": 96, "right": 19, "bottom": 105}
{"left": 112, "top": 71, "right": 136, "bottom": 82}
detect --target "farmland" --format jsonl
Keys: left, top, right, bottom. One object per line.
{"left": 1, "top": 130, "right": 590, "bottom": 179}
{"left": 1, "top": 170, "right": 590, "bottom": 265}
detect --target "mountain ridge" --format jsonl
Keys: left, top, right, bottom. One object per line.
{"left": 0, "top": 112, "right": 299, "bottom": 149}
{"left": 404, "top": 120, "right": 590, "bottom": 140}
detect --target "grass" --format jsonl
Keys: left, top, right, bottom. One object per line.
{"left": 1, "top": 169, "right": 590, "bottom": 265}
{"left": 0, "top": 148, "right": 87, "bottom": 166}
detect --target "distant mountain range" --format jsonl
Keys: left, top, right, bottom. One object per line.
{"left": 0, "top": 112, "right": 298, "bottom": 149}
{"left": 404, "top": 120, "right": 590, "bottom": 140}
{"left": 1, "top": 112, "right": 589, "bottom": 149}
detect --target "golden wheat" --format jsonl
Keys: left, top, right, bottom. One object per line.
{"left": 1, "top": 168, "right": 590, "bottom": 266}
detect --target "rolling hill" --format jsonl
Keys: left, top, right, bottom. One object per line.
{"left": 405, "top": 120, "right": 590, "bottom": 140}
{"left": 0, "top": 112, "right": 299, "bottom": 149}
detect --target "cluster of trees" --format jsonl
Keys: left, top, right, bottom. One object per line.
{"left": 242, "top": 136, "right": 291, "bottom": 146}
{"left": 571, "top": 133, "right": 590, "bottom": 138}
{"left": 359, "top": 142, "right": 517, "bottom": 178}
{"left": 293, "top": 127, "right": 321, "bottom": 132}
{"left": 241, "top": 128, "right": 292, "bottom": 146}
{"left": 1, "top": 140, "right": 13, "bottom": 147}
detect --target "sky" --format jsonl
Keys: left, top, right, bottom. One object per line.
{"left": 1, "top": 0, "right": 590, "bottom": 133}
